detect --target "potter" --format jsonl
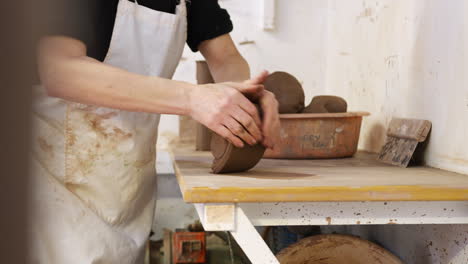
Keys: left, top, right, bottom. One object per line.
{"left": 32, "top": 0, "right": 280, "bottom": 263}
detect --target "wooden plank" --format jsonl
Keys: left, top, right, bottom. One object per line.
{"left": 163, "top": 229, "right": 172, "bottom": 264}
{"left": 386, "top": 118, "right": 431, "bottom": 141}
{"left": 378, "top": 118, "right": 432, "bottom": 167}
{"left": 171, "top": 148, "right": 468, "bottom": 203}
{"left": 378, "top": 137, "right": 419, "bottom": 167}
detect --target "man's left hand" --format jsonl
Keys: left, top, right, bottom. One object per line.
{"left": 243, "top": 71, "right": 280, "bottom": 149}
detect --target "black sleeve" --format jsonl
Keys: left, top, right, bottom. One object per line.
{"left": 37, "top": 0, "right": 95, "bottom": 41}
{"left": 35, "top": 0, "right": 118, "bottom": 62}
{"left": 186, "top": 0, "right": 234, "bottom": 52}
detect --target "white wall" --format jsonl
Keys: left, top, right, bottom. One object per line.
{"left": 165, "top": 0, "right": 468, "bottom": 175}
{"left": 159, "top": 0, "right": 330, "bottom": 153}
{"left": 325, "top": 0, "right": 468, "bottom": 175}
{"left": 156, "top": 0, "right": 468, "bottom": 262}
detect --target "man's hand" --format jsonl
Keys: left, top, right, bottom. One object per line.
{"left": 244, "top": 71, "right": 280, "bottom": 149}
{"left": 188, "top": 81, "right": 264, "bottom": 148}
{"left": 188, "top": 71, "right": 280, "bottom": 150}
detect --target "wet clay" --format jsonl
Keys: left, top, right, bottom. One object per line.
{"left": 264, "top": 72, "right": 305, "bottom": 113}
{"left": 211, "top": 105, "right": 266, "bottom": 174}
{"left": 211, "top": 134, "right": 266, "bottom": 173}
{"left": 302, "top": 95, "right": 348, "bottom": 113}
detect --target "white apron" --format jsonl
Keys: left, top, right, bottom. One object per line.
{"left": 29, "top": 0, "right": 186, "bottom": 263}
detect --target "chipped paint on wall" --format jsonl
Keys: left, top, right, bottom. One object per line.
{"left": 163, "top": 1, "right": 468, "bottom": 262}
{"left": 170, "top": 0, "right": 468, "bottom": 174}
{"left": 325, "top": 0, "right": 468, "bottom": 174}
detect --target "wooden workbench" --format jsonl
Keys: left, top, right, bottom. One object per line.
{"left": 173, "top": 148, "right": 468, "bottom": 203}
{"left": 171, "top": 147, "right": 468, "bottom": 264}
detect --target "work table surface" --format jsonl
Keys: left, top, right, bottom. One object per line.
{"left": 171, "top": 147, "right": 468, "bottom": 203}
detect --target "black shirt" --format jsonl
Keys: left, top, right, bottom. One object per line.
{"left": 42, "top": 0, "right": 233, "bottom": 61}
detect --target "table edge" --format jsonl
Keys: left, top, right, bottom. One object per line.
{"left": 180, "top": 185, "right": 468, "bottom": 203}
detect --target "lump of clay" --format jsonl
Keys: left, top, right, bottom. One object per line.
{"left": 211, "top": 134, "right": 265, "bottom": 174}
{"left": 264, "top": 72, "right": 305, "bottom": 113}
{"left": 303, "top": 95, "right": 348, "bottom": 113}
{"left": 211, "top": 104, "right": 265, "bottom": 174}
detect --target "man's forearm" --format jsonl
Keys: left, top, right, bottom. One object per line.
{"left": 198, "top": 34, "right": 250, "bottom": 83}
{"left": 43, "top": 56, "right": 194, "bottom": 115}
{"left": 207, "top": 53, "right": 250, "bottom": 83}
{"left": 38, "top": 36, "right": 270, "bottom": 148}
{"left": 39, "top": 37, "right": 195, "bottom": 115}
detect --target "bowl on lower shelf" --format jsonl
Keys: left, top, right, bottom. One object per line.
{"left": 263, "top": 112, "right": 370, "bottom": 159}
{"left": 277, "top": 234, "right": 402, "bottom": 264}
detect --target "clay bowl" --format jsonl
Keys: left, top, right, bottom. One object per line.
{"left": 264, "top": 112, "right": 370, "bottom": 159}
{"left": 277, "top": 234, "right": 403, "bottom": 264}
{"left": 211, "top": 132, "right": 266, "bottom": 174}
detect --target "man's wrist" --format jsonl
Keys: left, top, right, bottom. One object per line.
{"left": 180, "top": 81, "right": 199, "bottom": 116}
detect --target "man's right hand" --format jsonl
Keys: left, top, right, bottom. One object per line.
{"left": 188, "top": 81, "right": 264, "bottom": 148}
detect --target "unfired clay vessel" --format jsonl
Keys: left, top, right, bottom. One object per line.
{"left": 264, "top": 71, "right": 305, "bottom": 114}
{"left": 302, "top": 95, "right": 347, "bottom": 113}
{"left": 211, "top": 133, "right": 265, "bottom": 174}
{"left": 211, "top": 105, "right": 265, "bottom": 174}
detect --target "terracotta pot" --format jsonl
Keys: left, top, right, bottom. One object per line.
{"left": 264, "top": 112, "right": 370, "bottom": 159}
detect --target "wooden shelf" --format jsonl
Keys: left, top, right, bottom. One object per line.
{"left": 171, "top": 148, "right": 468, "bottom": 203}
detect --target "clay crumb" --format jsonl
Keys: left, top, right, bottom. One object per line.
{"left": 325, "top": 217, "right": 332, "bottom": 225}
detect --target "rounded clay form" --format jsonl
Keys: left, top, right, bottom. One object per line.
{"left": 210, "top": 133, "right": 266, "bottom": 174}
{"left": 211, "top": 104, "right": 266, "bottom": 174}
{"left": 303, "top": 95, "right": 348, "bottom": 113}
{"left": 264, "top": 72, "right": 305, "bottom": 114}
{"left": 277, "top": 234, "right": 402, "bottom": 264}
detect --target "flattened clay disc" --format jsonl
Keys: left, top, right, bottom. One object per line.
{"left": 211, "top": 104, "right": 266, "bottom": 174}
{"left": 211, "top": 133, "right": 266, "bottom": 174}
{"left": 303, "top": 95, "right": 348, "bottom": 113}
{"left": 264, "top": 72, "right": 305, "bottom": 113}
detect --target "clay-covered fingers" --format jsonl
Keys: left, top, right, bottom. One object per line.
{"left": 236, "top": 96, "right": 262, "bottom": 128}
{"left": 263, "top": 116, "right": 280, "bottom": 149}
{"left": 213, "top": 126, "right": 245, "bottom": 148}
{"left": 229, "top": 106, "right": 262, "bottom": 143}
{"left": 223, "top": 117, "right": 257, "bottom": 146}
{"left": 188, "top": 83, "right": 265, "bottom": 148}
{"left": 259, "top": 90, "right": 280, "bottom": 149}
